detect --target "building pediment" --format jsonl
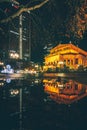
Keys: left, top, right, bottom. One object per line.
{"left": 57, "top": 49, "right": 78, "bottom": 55}
{"left": 50, "top": 43, "right": 87, "bottom": 56}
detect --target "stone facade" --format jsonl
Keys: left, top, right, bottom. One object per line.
{"left": 44, "top": 43, "right": 87, "bottom": 70}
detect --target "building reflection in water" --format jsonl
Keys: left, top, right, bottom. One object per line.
{"left": 0, "top": 76, "right": 87, "bottom": 129}
{"left": 43, "top": 77, "right": 87, "bottom": 104}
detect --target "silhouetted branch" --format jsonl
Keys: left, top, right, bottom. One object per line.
{"left": 0, "top": 0, "right": 49, "bottom": 23}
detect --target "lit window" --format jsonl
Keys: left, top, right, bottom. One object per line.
{"left": 67, "top": 60, "right": 70, "bottom": 65}
{"left": 71, "top": 60, "right": 73, "bottom": 65}
{"left": 75, "top": 58, "right": 78, "bottom": 64}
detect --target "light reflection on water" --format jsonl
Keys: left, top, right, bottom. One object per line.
{"left": 0, "top": 76, "right": 87, "bottom": 130}
{"left": 43, "top": 77, "right": 87, "bottom": 104}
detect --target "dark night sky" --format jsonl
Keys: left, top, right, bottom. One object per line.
{"left": 0, "top": 0, "right": 87, "bottom": 63}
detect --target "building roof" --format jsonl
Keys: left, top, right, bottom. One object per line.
{"left": 50, "top": 43, "right": 87, "bottom": 56}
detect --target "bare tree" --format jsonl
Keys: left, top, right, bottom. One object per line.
{"left": 0, "top": 0, "right": 49, "bottom": 23}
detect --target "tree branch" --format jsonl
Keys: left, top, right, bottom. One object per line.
{"left": 0, "top": 0, "right": 49, "bottom": 24}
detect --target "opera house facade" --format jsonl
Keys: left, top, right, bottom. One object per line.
{"left": 44, "top": 43, "right": 87, "bottom": 71}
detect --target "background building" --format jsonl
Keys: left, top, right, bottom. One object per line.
{"left": 44, "top": 43, "right": 87, "bottom": 71}
{"left": 9, "top": 12, "right": 31, "bottom": 61}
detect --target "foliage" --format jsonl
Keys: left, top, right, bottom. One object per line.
{"left": 65, "top": 0, "right": 87, "bottom": 43}
{"left": 0, "top": 0, "right": 87, "bottom": 44}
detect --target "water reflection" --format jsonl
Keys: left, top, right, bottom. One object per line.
{"left": 43, "top": 77, "right": 87, "bottom": 104}
{"left": 0, "top": 76, "right": 87, "bottom": 130}
{"left": 0, "top": 77, "right": 42, "bottom": 130}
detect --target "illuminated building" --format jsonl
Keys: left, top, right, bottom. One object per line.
{"left": 44, "top": 43, "right": 87, "bottom": 70}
